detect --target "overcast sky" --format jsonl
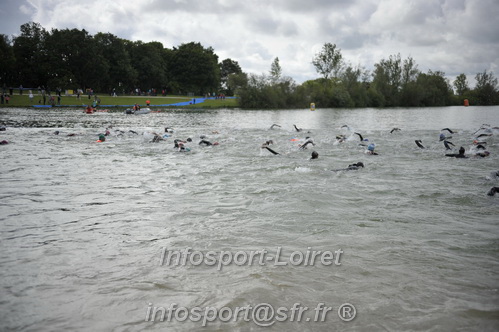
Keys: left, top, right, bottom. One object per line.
{"left": 1, "top": 0, "right": 498, "bottom": 87}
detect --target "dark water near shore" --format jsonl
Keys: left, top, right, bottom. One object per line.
{"left": 1, "top": 106, "right": 498, "bottom": 331}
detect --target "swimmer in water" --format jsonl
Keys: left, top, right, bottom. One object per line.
{"left": 335, "top": 135, "right": 347, "bottom": 143}
{"left": 152, "top": 133, "right": 163, "bottom": 143}
{"left": 443, "top": 140, "right": 455, "bottom": 150}
{"left": 473, "top": 151, "right": 490, "bottom": 158}
{"left": 0, "top": 140, "right": 8, "bottom": 145}
{"left": 261, "top": 140, "right": 279, "bottom": 155}
{"left": 441, "top": 128, "right": 455, "bottom": 134}
{"left": 98, "top": 134, "right": 106, "bottom": 142}
{"left": 390, "top": 128, "right": 401, "bottom": 134}
{"left": 175, "top": 140, "right": 191, "bottom": 152}
{"left": 299, "top": 137, "right": 315, "bottom": 150}
{"left": 487, "top": 187, "right": 499, "bottom": 196}
{"left": 439, "top": 133, "right": 451, "bottom": 141}
{"left": 366, "top": 143, "right": 378, "bottom": 155}
{"left": 293, "top": 124, "right": 302, "bottom": 132}
{"left": 174, "top": 139, "right": 186, "bottom": 149}
{"left": 270, "top": 124, "right": 281, "bottom": 130}
{"left": 445, "top": 146, "right": 467, "bottom": 158}
{"left": 332, "top": 162, "right": 364, "bottom": 171}
{"left": 199, "top": 139, "right": 219, "bottom": 146}
{"left": 261, "top": 140, "right": 274, "bottom": 147}
{"left": 354, "top": 132, "right": 364, "bottom": 141}
{"left": 488, "top": 171, "right": 499, "bottom": 180}
{"left": 415, "top": 140, "right": 425, "bottom": 149}
{"left": 164, "top": 127, "right": 174, "bottom": 133}
{"left": 311, "top": 151, "right": 319, "bottom": 159}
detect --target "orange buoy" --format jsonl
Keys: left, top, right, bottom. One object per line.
{"left": 464, "top": 99, "right": 469, "bottom": 107}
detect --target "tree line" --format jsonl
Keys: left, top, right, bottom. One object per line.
{"left": 0, "top": 22, "right": 242, "bottom": 97}
{"left": 1, "top": 23, "right": 497, "bottom": 108}
{"left": 234, "top": 43, "right": 498, "bottom": 108}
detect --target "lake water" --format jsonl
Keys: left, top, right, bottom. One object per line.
{"left": 1, "top": 106, "right": 498, "bottom": 331}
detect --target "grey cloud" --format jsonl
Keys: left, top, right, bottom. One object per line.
{"left": 280, "top": 0, "right": 356, "bottom": 12}
{"left": 0, "top": 0, "right": 34, "bottom": 37}
{"left": 245, "top": 15, "right": 298, "bottom": 38}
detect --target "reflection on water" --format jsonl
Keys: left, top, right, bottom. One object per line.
{"left": 0, "top": 106, "right": 498, "bottom": 331}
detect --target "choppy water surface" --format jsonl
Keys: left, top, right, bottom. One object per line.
{"left": 1, "top": 106, "right": 498, "bottom": 331}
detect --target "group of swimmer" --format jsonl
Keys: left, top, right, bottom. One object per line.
{"left": 1, "top": 120, "right": 497, "bottom": 195}
{"left": 266, "top": 122, "right": 498, "bottom": 194}
{"left": 413, "top": 125, "right": 494, "bottom": 159}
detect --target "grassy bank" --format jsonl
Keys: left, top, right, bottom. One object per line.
{"left": 0, "top": 93, "right": 238, "bottom": 109}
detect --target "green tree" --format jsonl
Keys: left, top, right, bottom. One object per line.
{"left": 94, "top": 33, "right": 137, "bottom": 94}
{"left": 399, "top": 57, "right": 420, "bottom": 106}
{"left": 44, "top": 28, "right": 109, "bottom": 91}
{"left": 219, "top": 58, "right": 242, "bottom": 95}
{"left": 415, "top": 70, "right": 453, "bottom": 106}
{"left": 13, "top": 22, "right": 49, "bottom": 88}
{"left": 453, "top": 73, "right": 469, "bottom": 96}
{"left": 0, "top": 35, "right": 16, "bottom": 87}
{"left": 473, "top": 70, "right": 498, "bottom": 105}
{"left": 269, "top": 57, "right": 282, "bottom": 84}
{"left": 312, "top": 43, "right": 343, "bottom": 80}
{"left": 341, "top": 64, "right": 369, "bottom": 107}
{"left": 372, "top": 54, "right": 402, "bottom": 106}
{"left": 127, "top": 41, "right": 167, "bottom": 92}
{"left": 169, "top": 42, "right": 220, "bottom": 95}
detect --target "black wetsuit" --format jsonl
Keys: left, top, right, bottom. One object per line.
{"left": 445, "top": 147, "right": 467, "bottom": 158}
{"left": 333, "top": 162, "right": 364, "bottom": 171}
{"left": 443, "top": 140, "right": 455, "bottom": 150}
{"left": 199, "top": 140, "right": 213, "bottom": 146}
{"left": 174, "top": 139, "right": 185, "bottom": 148}
{"left": 300, "top": 139, "right": 315, "bottom": 150}
{"left": 264, "top": 146, "right": 279, "bottom": 155}
{"left": 487, "top": 187, "right": 499, "bottom": 196}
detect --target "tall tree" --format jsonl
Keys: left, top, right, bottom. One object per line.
{"left": 341, "top": 64, "right": 369, "bottom": 107}
{"left": 453, "top": 73, "right": 469, "bottom": 96}
{"left": 473, "top": 70, "right": 498, "bottom": 105}
{"left": 219, "top": 58, "right": 242, "bottom": 95}
{"left": 169, "top": 42, "right": 220, "bottom": 95}
{"left": 0, "top": 35, "right": 16, "bottom": 87}
{"left": 127, "top": 41, "right": 167, "bottom": 91}
{"left": 44, "top": 28, "right": 108, "bottom": 91}
{"left": 312, "top": 43, "right": 343, "bottom": 80}
{"left": 94, "top": 32, "right": 137, "bottom": 94}
{"left": 269, "top": 57, "right": 282, "bottom": 84}
{"left": 372, "top": 53, "right": 402, "bottom": 106}
{"left": 416, "top": 70, "right": 453, "bottom": 106}
{"left": 13, "top": 22, "right": 49, "bottom": 88}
